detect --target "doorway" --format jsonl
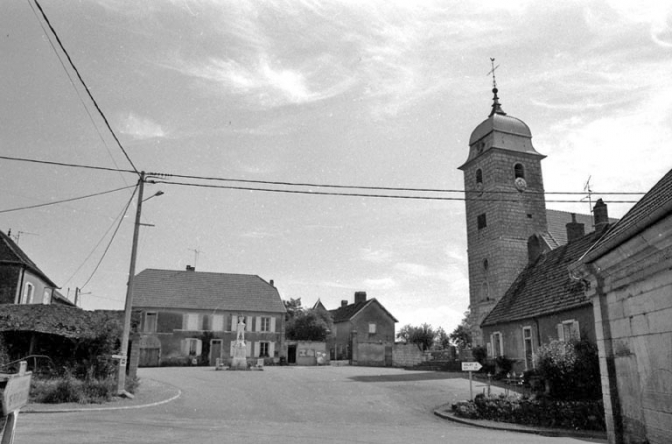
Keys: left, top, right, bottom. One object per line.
{"left": 210, "top": 339, "right": 223, "bottom": 366}
{"left": 287, "top": 344, "right": 297, "bottom": 364}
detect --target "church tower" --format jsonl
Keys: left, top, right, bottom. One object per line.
{"left": 458, "top": 83, "right": 548, "bottom": 345}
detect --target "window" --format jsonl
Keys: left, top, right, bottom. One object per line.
{"left": 368, "top": 323, "right": 377, "bottom": 334}
{"left": 22, "top": 283, "right": 34, "bottom": 304}
{"left": 212, "top": 315, "right": 224, "bottom": 331}
{"left": 476, "top": 169, "right": 483, "bottom": 184}
{"left": 184, "top": 314, "right": 199, "bottom": 331}
{"left": 201, "top": 314, "right": 211, "bottom": 331}
{"left": 259, "top": 342, "right": 269, "bottom": 357}
{"left": 42, "top": 289, "right": 51, "bottom": 304}
{"left": 477, "top": 213, "right": 487, "bottom": 230}
{"left": 557, "top": 320, "right": 580, "bottom": 341}
{"left": 523, "top": 327, "right": 534, "bottom": 370}
{"left": 182, "top": 338, "right": 202, "bottom": 356}
{"left": 144, "top": 312, "right": 158, "bottom": 332}
{"left": 514, "top": 163, "right": 525, "bottom": 179}
{"left": 260, "top": 317, "right": 271, "bottom": 332}
{"left": 490, "top": 332, "right": 503, "bottom": 358}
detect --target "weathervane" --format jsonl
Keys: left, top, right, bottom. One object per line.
{"left": 487, "top": 57, "right": 499, "bottom": 90}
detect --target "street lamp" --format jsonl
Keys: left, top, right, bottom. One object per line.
{"left": 116, "top": 172, "right": 163, "bottom": 396}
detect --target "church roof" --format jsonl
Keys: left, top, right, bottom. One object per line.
{"left": 469, "top": 112, "right": 532, "bottom": 146}
{"left": 481, "top": 229, "right": 603, "bottom": 327}
{"left": 132, "top": 268, "right": 286, "bottom": 314}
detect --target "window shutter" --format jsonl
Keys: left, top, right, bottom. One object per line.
{"left": 231, "top": 315, "right": 238, "bottom": 332}
{"left": 230, "top": 341, "right": 235, "bottom": 356}
{"left": 245, "top": 341, "right": 252, "bottom": 357}
{"left": 557, "top": 324, "right": 564, "bottom": 341}
{"left": 256, "top": 317, "right": 262, "bottom": 332}
{"left": 270, "top": 317, "right": 276, "bottom": 333}
{"left": 212, "top": 315, "right": 224, "bottom": 331}
{"left": 254, "top": 342, "right": 260, "bottom": 357}
{"left": 486, "top": 342, "right": 492, "bottom": 358}
{"left": 573, "top": 321, "right": 580, "bottom": 340}
{"left": 246, "top": 316, "right": 252, "bottom": 331}
{"left": 269, "top": 342, "right": 275, "bottom": 357}
{"left": 196, "top": 339, "right": 203, "bottom": 356}
{"left": 181, "top": 339, "right": 189, "bottom": 355}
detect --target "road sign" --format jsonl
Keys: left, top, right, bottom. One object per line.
{"left": 1, "top": 373, "right": 32, "bottom": 416}
{"left": 461, "top": 361, "right": 483, "bottom": 372}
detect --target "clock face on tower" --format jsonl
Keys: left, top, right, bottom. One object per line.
{"left": 514, "top": 177, "right": 527, "bottom": 192}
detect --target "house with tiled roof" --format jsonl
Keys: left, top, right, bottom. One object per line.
{"left": 570, "top": 168, "right": 672, "bottom": 444}
{"left": 0, "top": 230, "right": 73, "bottom": 306}
{"left": 480, "top": 206, "right": 611, "bottom": 372}
{"left": 132, "top": 267, "right": 286, "bottom": 367}
{"left": 327, "top": 291, "right": 397, "bottom": 366}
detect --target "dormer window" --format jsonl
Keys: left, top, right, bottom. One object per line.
{"left": 514, "top": 163, "right": 525, "bottom": 179}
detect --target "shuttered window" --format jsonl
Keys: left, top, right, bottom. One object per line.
{"left": 212, "top": 315, "right": 224, "bottom": 331}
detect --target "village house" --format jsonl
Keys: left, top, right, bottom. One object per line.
{"left": 571, "top": 168, "right": 672, "bottom": 444}
{"left": 132, "top": 267, "right": 286, "bottom": 367}
{"left": 480, "top": 203, "right": 612, "bottom": 373}
{"left": 0, "top": 230, "right": 73, "bottom": 306}
{"left": 323, "top": 291, "right": 397, "bottom": 366}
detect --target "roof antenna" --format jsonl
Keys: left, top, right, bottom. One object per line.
{"left": 487, "top": 58, "right": 505, "bottom": 117}
{"left": 188, "top": 247, "right": 204, "bottom": 268}
{"left": 582, "top": 176, "right": 594, "bottom": 216}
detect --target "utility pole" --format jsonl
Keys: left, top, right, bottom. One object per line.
{"left": 116, "top": 172, "right": 145, "bottom": 397}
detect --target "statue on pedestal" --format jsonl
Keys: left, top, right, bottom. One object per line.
{"left": 236, "top": 316, "right": 245, "bottom": 342}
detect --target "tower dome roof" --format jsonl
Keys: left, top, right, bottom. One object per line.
{"left": 469, "top": 112, "right": 532, "bottom": 145}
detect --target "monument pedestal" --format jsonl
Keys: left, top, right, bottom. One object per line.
{"left": 228, "top": 341, "right": 248, "bottom": 370}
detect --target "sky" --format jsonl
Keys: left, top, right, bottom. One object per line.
{"left": 1, "top": 0, "right": 671, "bottom": 335}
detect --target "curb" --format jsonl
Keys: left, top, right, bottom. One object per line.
{"left": 22, "top": 379, "right": 182, "bottom": 414}
{"left": 433, "top": 404, "right": 607, "bottom": 441}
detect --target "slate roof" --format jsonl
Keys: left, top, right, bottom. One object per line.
{"left": 481, "top": 230, "right": 603, "bottom": 327}
{"left": 582, "top": 168, "right": 672, "bottom": 262}
{"left": 0, "top": 230, "right": 57, "bottom": 287}
{"left": 132, "top": 269, "right": 286, "bottom": 314}
{"left": 0, "top": 304, "right": 124, "bottom": 339}
{"left": 329, "top": 299, "right": 398, "bottom": 323}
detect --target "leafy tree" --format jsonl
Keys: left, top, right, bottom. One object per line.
{"left": 283, "top": 298, "right": 303, "bottom": 321}
{"left": 449, "top": 310, "right": 473, "bottom": 349}
{"left": 285, "top": 309, "right": 331, "bottom": 341}
{"left": 434, "top": 327, "right": 451, "bottom": 350}
{"left": 396, "top": 323, "right": 436, "bottom": 351}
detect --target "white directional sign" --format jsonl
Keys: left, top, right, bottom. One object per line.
{"left": 461, "top": 361, "right": 483, "bottom": 372}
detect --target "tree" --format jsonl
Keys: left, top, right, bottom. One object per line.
{"left": 396, "top": 323, "right": 436, "bottom": 351}
{"left": 435, "top": 327, "right": 451, "bottom": 350}
{"left": 449, "top": 310, "right": 473, "bottom": 349}
{"left": 283, "top": 298, "right": 303, "bottom": 321}
{"left": 285, "top": 309, "right": 331, "bottom": 341}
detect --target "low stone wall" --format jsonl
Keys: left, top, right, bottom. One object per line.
{"left": 392, "top": 343, "right": 427, "bottom": 367}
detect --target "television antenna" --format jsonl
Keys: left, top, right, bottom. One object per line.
{"left": 188, "top": 247, "right": 205, "bottom": 268}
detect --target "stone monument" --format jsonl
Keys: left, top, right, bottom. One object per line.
{"left": 229, "top": 316, "right": 248, "bottom": 370}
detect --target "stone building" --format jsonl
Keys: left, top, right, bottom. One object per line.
{"left": 571, "top": 168, "right": 672, "bottom": 444}
{"left": 459, "top": 87, "right": 615, "bottom": 346}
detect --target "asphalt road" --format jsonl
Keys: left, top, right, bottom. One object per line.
{"left": 16, "top": 366, "right": 603, "bottom": 444}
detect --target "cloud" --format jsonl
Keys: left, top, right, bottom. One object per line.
{"left": 119, "top": 113, "right": 166, "bottom": 140}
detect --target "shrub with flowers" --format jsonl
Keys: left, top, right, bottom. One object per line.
{"left": 535, "top": 339, "right": 601, "bottom": 400}
{"left": 452, "top": 393, "right": 605, "bottom": 431}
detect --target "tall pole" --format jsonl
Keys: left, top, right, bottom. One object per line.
{"left": 117, "top": 171, "right": 145, "bottom": 396}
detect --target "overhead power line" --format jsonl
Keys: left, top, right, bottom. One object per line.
{"left": 0, "top": 185, "right": 136, "bottom": 214}
{"left": 31, "top": 0, "right": 139, "bottom": 175}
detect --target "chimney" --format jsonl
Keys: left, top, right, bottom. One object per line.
{"left": 354, "top": 291, "right": 367, "bottom": 304}
{"left": 527, "top": 234, "right": 543, "bottom": 264}
{"left": 270, "top": 279, "right": 274, "bottom": 287}
{"left": 341, "top": 300, "right": 348, "bottom": 307}
{"left": 186, "top": 265, "right": 195, "bottom": 271}
{"left": 566, "top": 213, "right": 585, "bottom": 243}
{"left": 593, "top": 199, "right": 609, "bottom": 233}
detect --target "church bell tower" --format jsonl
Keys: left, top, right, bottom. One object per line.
{"left": 458, "top": 76, "right": 548, "bottom": 345}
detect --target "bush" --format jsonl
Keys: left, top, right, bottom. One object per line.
{"left": 471, "top": 346, "right": 487, "bottom": 364}
{"left": 494, "top": 355, "right": 515, "bottom": 375}
{"left": 30, "top": 371, "right": 137, "bottom": 404}
{"left": 452, "top": 394, "right": 605, "bottom": 431}
{"left": 535, "top": 339, "right": 601, "bottom": 400}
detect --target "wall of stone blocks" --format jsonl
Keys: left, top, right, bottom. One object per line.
{"left": 392, "top": 343, "right": 428, "bottom": 367}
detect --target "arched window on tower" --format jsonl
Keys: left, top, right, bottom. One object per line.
{"left": 476, "top": 169, "right": 483, "bottom": 184}
{"left": 514, "top": 163, "right": 525, "bottom": 179}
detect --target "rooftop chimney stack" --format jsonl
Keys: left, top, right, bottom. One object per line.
{"left": 566, "top": 213, "right": 585, "bottom": 243}
{"left": 186, "top": 265, "right": 195, "bottom": 271}
{"left": 593, "top": 199, "right": 609, "bottom": 233}
{"left": 270, "top": 279, "right": 274, "bottom": 287}
{"left": 354, "top": 291, "right": 367, "bottom": 304}
{"left": 341, "top": 300, "right": 348, "bottom": 307}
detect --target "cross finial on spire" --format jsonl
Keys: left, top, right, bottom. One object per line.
{"left": 487, "top": 57, "right": 506, "bottom": 117}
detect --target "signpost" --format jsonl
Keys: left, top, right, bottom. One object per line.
{"left": 1, "top": 361, "right": 32, "bottom": 444}
{"left": 461, "top": 361, "right": 483, "bottom": 400}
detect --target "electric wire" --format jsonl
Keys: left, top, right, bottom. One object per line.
{"left": 25, "top": 0, "right": 130, "bottom": 188}
{"left": 63, "top": 188, "right": 138, "bottom": 288}
{"left": 79, "top": 185, "right": 138, "bottom": 289}
{"left": 0, "top": 185, "right": 136, "bottom": 214}
{"left": 32, "top": 0, "right": 140, "bottom": 175}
